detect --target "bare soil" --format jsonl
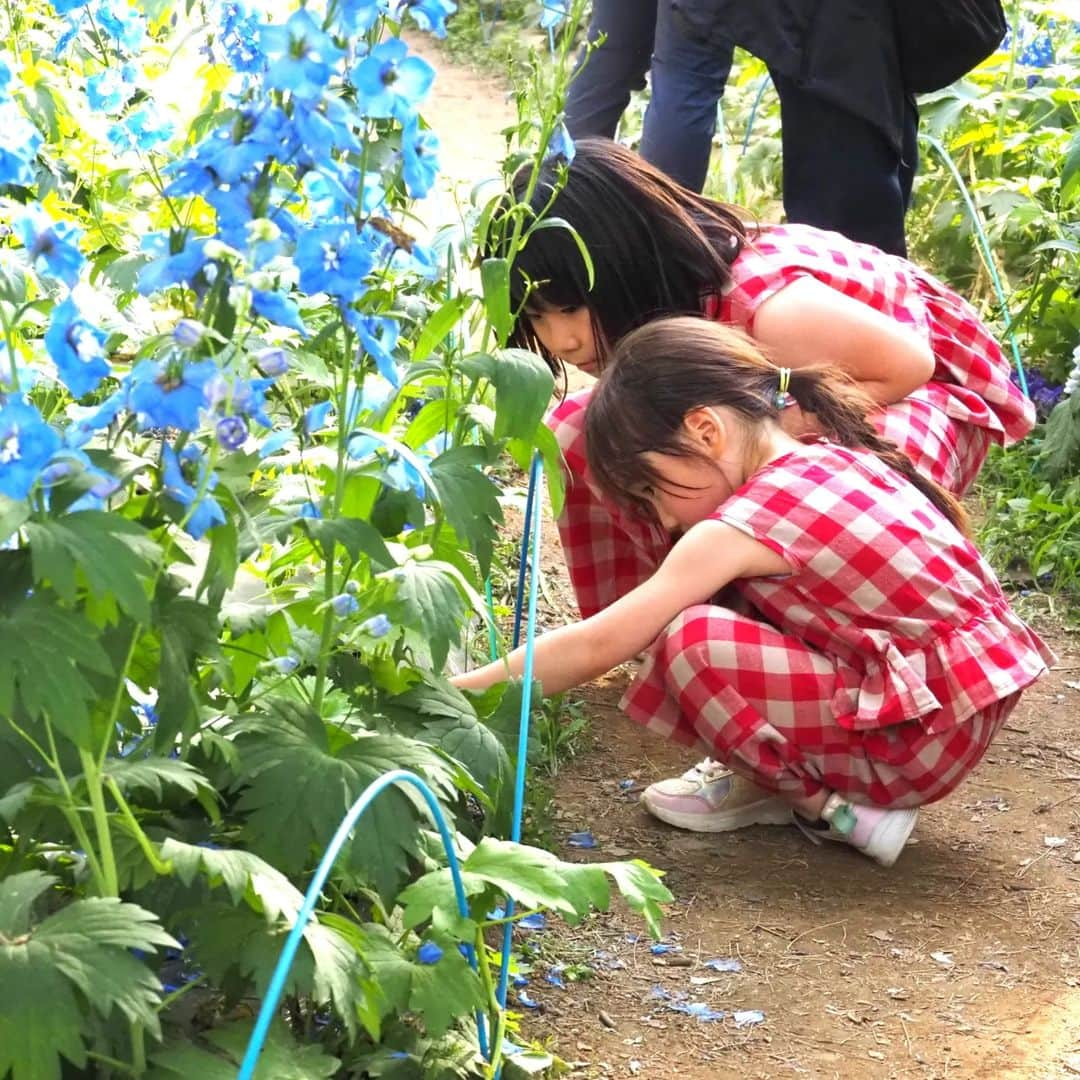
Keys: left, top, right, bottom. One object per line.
{"left": 420, "top": 36, "right": 1080, "bottom": 1080}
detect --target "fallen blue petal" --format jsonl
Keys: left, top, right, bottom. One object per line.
{"left": 619, "top": 779, "right": 636, "bottom": 790}
{"left": 648, "top": 986, "right": 673, "bottom": 1001}
{"left": 650, "top": 943, "right": 680, "bottom": 955}
{"left": 625, "top": 933, "right": 641, "bottom": 944}
{"left": 487, "top": 907, "right": 506, "bottom": 920}
{"left": 674, "top": 1001, "right": 726, "bottom": 1022}
{"left": 568, "top": 830, "right": 598, "bottom": 848}
{"left": 703, "top": 958, "right": 743, "bottom": 973}
{"left": 546, "top": 966, "right": 566, "bottom": 988}
{"left": 518, "top": 913, "right": 546, "bottom": 931}
{"left": 512, "top": 973, "right": 529, "bottom": 988}
{"left": 733, "top": 1009, "right": 765, "bottom": 1028}
{"left": 518, "top": 991, "right": 541, "bottom": 1009}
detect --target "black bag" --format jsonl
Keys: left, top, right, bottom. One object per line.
{"left": 894, "top": 0, "right": 1007, "bottom": 93}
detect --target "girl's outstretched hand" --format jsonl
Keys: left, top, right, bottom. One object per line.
{"left": 449, "top": 519, "right": 790, "bottom": 696}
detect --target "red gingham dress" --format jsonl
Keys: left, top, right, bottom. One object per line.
{"left": 709, "top": 223, "right": 1036, "bottom": 494}
{"left": 549, "top": 222, "right": 1036, "bottom": 619}
{"left": 620, "top": 443, "right": 1054, "bottom": 807}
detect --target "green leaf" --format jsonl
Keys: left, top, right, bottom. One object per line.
{"left": 305, "top": 516, "right": 393, "bottom": 569}
{"left": 103, "top": 758, "right": 215, "bottom": 802}
{"left": 25, "top": 512, "right": 158, "bottom": 622}
{"left": 0, "top": 876, "right": 178, "bottom": 1080}
{"left": 389, "top": 560, "right": 470, "bottom": 670}
{"left": 148, "top": 1018, "right": 339, "bottom": 1080}
{"left": 230, "top": 699, "right": 459, "bottom": 900}
{"left": 159, "top": 838, "right": 304, "bottom": 922}
{"left": 0, "top": 596, "right": 114, "bottom": 749}
{"left": 429, "top": 446, "right": 504, "bottom": 577}
{"left": 407, "top": 938, "right": 487, "bottom": 1036}
{"left": 0, "top": 493, "right": 30, "bottom": 545}
{"left": 1042, "top": 391, "right": 1080, "bottom": 480}
{"left": 1061, "top": 128, "right": 1080, "bottom": 206}
{"left": 153, "top": 588, "right": 221, "bottom": 748}
{"left": 509, "top": 421, "right": 566, "bottom": 518}
{"left": 459, "top": 350, "right": 554, "bottom": 441}
{"left": 412, "top": 294, "right": 470, "bottom": 361}
{"left": 480, "top": 257, "right": 512, "bottom": 345}
{"left": 595, "top": 859, "right": 673, "bottom": 940}
{"left": 528, "top": 215, "right": 595, "bottom": 287}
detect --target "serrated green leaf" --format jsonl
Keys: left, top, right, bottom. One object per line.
{"left": 1042, "top": 392, "right": 1080, "bottom": 481}
{"left": 230, "top": 700, "right": 459, "bottom": 900}
{"left": 0, "top": 493, "right": 30, "bottom": 544}
{"left": 0, "top": 596, "right": 114, "bottom": 748}
{"left": 305, "top": 516, "right": 393, "bottom": 569}
{"left": 25, "top": 512, "right": 157, "bottom": 622}
{"left": 0, "top": 869, "right": 55, "bottom": 934}
{"left": 153, "top": 588, "right": 221, "bottom": 748}
{"left": 407, "top": 939, "right": 486, "bottom": 1036}
{"left": 389, "top": 560, "right": 470, "bottom": 670}
{"left": 595, "top": 859, "right": 673, "bottom": 940}
{"left": 429, "top": 446, "right": 503, "bottom": 576}
{"left": 148, "top": 1018, "right": 339, "bottom": 1080}
{"left": 1061, "top": 128, "right": 1080, "bottom": 205}
{"left": 0, "top": 880, "right": 177, "bottom": 1080}
{"left": 103, "top": 758, "right": 215, "bottom": 801}
{"left": 159, "top": 838, "right": 304, "bottom": 922}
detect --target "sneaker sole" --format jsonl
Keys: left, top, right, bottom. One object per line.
{"left": 862, "top": 807, "right": 920, "bottom": 867}
{"left": 640, "top": 792, "right": 793, "bottom": 833}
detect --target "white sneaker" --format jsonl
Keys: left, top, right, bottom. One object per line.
{"left": 640, "top": 759, "right": 792, "bottom": 833}
{"left": 793, "top": 794, "right": 919, "bottom": 867}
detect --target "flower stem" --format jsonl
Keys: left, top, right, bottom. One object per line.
{"left": 79, "top": 748, "right": 119, "bottom": 896}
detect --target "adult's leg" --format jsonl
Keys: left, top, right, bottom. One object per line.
{"left": 548, "top": 390, "right": 672, "bottom": 617}
{"left": 640, "top": 5, "right": 735, "bottom": 191}
{"left": 770, "top": 71, "right": 910, "bottom": 256}
{"left": 564, "top": 0, "right": 657, "bottom": 139}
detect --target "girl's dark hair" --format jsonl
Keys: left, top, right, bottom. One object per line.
{"left": 497, "top": 137, "right": 753, "bottom": 369}
{"left": 586, "top": 318, "right": 969, "bottom": 534}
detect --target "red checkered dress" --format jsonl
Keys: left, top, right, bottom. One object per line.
{"left": 550, "top": 223, "right": 1035, "bottom": 618}
{"left": 708, "top": 223, "right": 1036, "bottom": 493}
{"left": 620, "top": 444, "right": 1054, "bottom": 807}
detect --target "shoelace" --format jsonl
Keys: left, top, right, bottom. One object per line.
{"left": 686, "top": 757, "right": 730, "bottom": 783}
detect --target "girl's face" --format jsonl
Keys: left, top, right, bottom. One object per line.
{"left": 524, "top": 300, "right": 602, "bottom": 375}
{"left": 637, "top": 452, "right": 734, "bottom": 533}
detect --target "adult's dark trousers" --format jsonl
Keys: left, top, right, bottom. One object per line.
{"left": 770, "top": 72, "right": 919, "bottom": 257}
{"left": 564, "top": 0, "right": 732, "bottom": 192}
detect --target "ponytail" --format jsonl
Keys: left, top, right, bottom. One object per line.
{"left": 586, "top": 317, "right": 969, "bottom": 536}
{"left": 783, "top": 368, "right": 969, "bottom": 534}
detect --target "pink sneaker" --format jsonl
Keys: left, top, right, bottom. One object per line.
{"left": 794, "top": 794, "right": 918, "bottom": 867}
{"left": 640, "top": 759, "right": 791, "bottom": 833}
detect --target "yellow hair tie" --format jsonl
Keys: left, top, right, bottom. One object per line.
{"left": 774, "top": 367, "right": 793, "bottom": 409}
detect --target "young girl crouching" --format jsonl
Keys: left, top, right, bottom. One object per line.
{"left": 451, "top": 319, "right": 1053, "bottom": 867}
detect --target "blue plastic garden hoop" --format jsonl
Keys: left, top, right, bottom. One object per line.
{"left": 239, "top": 454, "right": 547, "bottom": 1078}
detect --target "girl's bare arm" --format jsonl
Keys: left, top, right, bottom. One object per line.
{"left": 451, "top": 521, "right": 790, "bottom": 696}
{"left": 751, "top": 277, "right": 936, "bottom": 403}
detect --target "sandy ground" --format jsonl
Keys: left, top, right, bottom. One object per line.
{"left": 416, "top": 33, "right": 1080, "bottom": 1079}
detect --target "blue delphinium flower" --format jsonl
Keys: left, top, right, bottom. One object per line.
{"left": 268, "top": 654, "right": 300, "bottom": 674}
{"left": 128, "top": 358, "right": 218, "bottom": 430}
{"left": 347, "top": 434, "right": 426, "bottom": 498}
{"left": 251, "top": 289, "right": 309, "bottom": 336}
{"left": 108, "top": 105, "right": 176, "bottom": 152}
{"left": 331, "top": 592, "right": 359, "bottom": 617}
{"left": 359, "top": 613, "right": 391, "bottom": 637}
{"left": 41, "top": 449, "right": 120, "bottom": 512}
{"left": 261, "top": 9, "right": 344, "bottom": 100}
{"left": 0, "top": 103, "right": 43, "bottom": 186}
{"left": 293, "top": 224, "right": 375, "bottom": 299}
{"left": 538, "top": 0, "right": 567, "bottom": 30}
{"left": 353, "top": 315, "right": 400, "bottom": 386}
{"left": 0, "top": 399, "right": 61, "bottom": 500}
{"left": 86, "top": 64, "right": 136, "bottom": 113}
{"left": 65, "top": 390, "right": 126, "bottom": 448}
{"left": 216, "top": 415, "right": 248, "bottom": 450}
{"left": 173, "top": 319, "right": 205, "bottom": 348}
{"left": 13, "top": 205, "right": 85, "bottom": 286}
{"left": 204, "top": 373, "right": 274, "bottom": 430}
{"left": 44, "top": 296, "right": 111, "bottom": 398}
{"left": 546, "top": 121, "right": 575, "bottom": 163}
{"left": 292, "top": 97, "right": 364, "bottom": 165}
{"left": 299, "top": 501, "right": 322, "bottom": 519}
{"left": 400, "top": 114, "right": 439, "bottom": 198}
{"left": 214, "top": 1, "right": 267, "bottom": 74}
{"left": 304, "top": 400, "right": 334, "bottom": 433}
{"left": 416, "top": 941, "right": 443, "bottom": 965}
{"left": 255, "top": 347, "right": 289, "bottom": 377}
{"left": 95, "top": 0, "right": 146, "bottom": 53}
{"left": 161, "top": 445, "right": 226, "bottom": 538}
{"left": 353, "top": 38, "right": 434, "bottom": 119}
{"left": 137, "top": 233, "right": 213, "bottom": 295}
{"left": 402, "top": 0, "right": 456, "bottom": 38}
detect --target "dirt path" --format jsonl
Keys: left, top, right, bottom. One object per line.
{"left": 417, "top": 34, "right": 1080, "bottom": 1080}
